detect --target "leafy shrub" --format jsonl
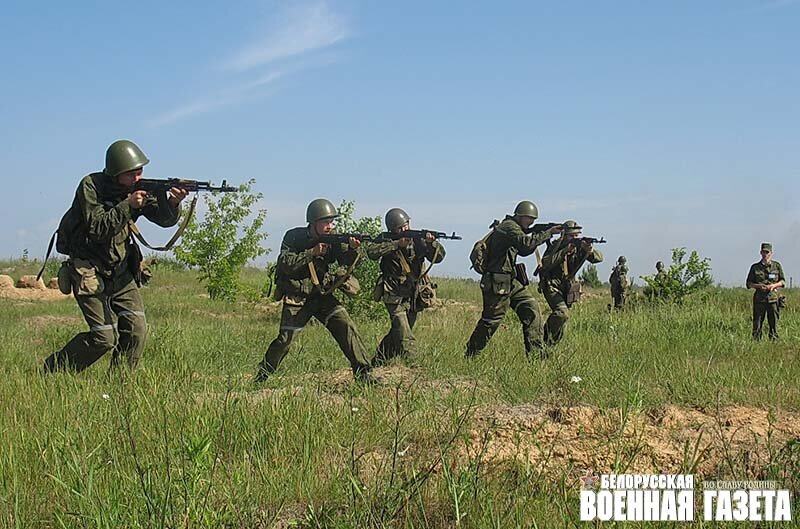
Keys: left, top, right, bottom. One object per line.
{"left": 174, "top": 180, "right": 269, "bottom": 301}
{"left": 333, "top": 200, "right": 385, "bottom": 320}
{"left": 579, "top": 264, "right": 602, "bottom": 288}
{"left": 641, "top": 247, "right": 712, "bottom": 304}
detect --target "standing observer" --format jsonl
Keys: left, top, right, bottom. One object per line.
{"left": 746, "top": 242, "right": 785, "bottom": 341}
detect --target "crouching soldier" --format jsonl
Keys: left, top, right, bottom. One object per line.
{"left": 43, "top": 140, "right": 188, "bottom": 373}
{"left": 465, "top": 201, "right": 559, "bottom": 359}
{"left": 539, "top": 220, "right": 603, "bottom": 346}
{"left": 255, "top": 199, "right": 378, "bottom": 384}
{"left": 366, "top": 208, "right": 446, "bottom": 366}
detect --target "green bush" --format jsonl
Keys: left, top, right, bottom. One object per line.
{"left": 174, "top": 180, "right": 269, "bottom": 301}
{"left": 641, "top": 247, "right": 713, "bottom": 304}
{"left": 579, "top": 263, "right": 602, "bottom": 288}
{"left": 333, "top": 200, "right": 385, "bottom": 320}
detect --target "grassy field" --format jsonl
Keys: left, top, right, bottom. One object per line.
{"left": 1, "top": 259, "right": 798, "bottom": 528}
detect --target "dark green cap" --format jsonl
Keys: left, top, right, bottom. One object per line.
{"left": 761, "top": 242, "right": 773, "bottom": 252}
{"left": 104, "top": 140, "right": 149, "bottom": 177}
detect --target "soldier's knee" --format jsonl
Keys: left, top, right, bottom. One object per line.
{"left": 552, "top": 304, "right": 570, "bottom": 323}
{"left": 89, "top": 325, "right": 117, "bottom": 351}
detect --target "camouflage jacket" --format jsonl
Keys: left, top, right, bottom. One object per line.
{"left": 747, "top": 260, "right": 785, "bottom": 303}
{"left": 539, "top": 237, "right": 603, "bottom": 293}
{"left": 483, "top": 216, "right": 551, "bottom": 276}
{"left": 366, "top": 235, "right": 445, "bottom": 299}
{"left": 609, "top": 264, "right": 629, "bottom": 291}
{"left": 275, "top": 227, "right": 358, "bottom": 300}
{"left": 67, "top": 172, "right": 180, "bottom": 274}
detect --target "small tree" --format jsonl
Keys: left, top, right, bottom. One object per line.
{"left": 174, "top": 179, "right": 269, "bottom": 301}
{"left": 579, "top": 264, "right": 602, "bottom": 288}
{"left": 641, "top": 247, "right": 712, "bottom": 303}
{"left": 333, "top": 200, "right": 384, "bottom": 320}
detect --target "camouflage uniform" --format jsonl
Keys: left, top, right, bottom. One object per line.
{"left": 609, "top": 258, "right": 629, "bottom": 310}
{"left": 539, "top": 233, "right": 603, "bottom": 345}
{"left": 746, "top": 248, "right": 785, "bottom": 340}
{"left": 366, "top": 235, "right": 445, "bottom": 365}
{"left": 43, "top": 172, "right": 180, "bottom": 372}
{"left": 465, "top": 216, "right": 550, "bottom": 357}
{"left": 257, "top": 227, "right": 372, "bottom": 377}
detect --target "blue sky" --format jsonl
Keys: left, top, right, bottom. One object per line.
{"left": 2, "top": 0, "right": 798, "bottom": 285}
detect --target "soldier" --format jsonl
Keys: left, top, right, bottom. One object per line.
{"left": 465, "top": 201, "right": 560, "bottom": 359}
{"left": 366, "top": 208, "right": 446, "bottom": 366}
{"left": 609, "top": 255, "right": 629, "bottom": 310}
{"left": 644, "top": 261, "right": 668, "bottom": 300}
{"left": 655, "top": 261, "right": 667, "bottom": 283}
{"left": 539, "top": 221, "right": 603, "bottom": 345}
{"left": 43, "top": 140, "right": 189, "bottom": 373}
{"left": 746, "top": 242, "right": 785, "bottom": 340}
{"left": 255, "top": 199, "right": 378, "bottom": 384}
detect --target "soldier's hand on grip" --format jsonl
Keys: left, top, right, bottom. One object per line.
{"left": 127, "top": 190, "right": 148, "bottom": 209}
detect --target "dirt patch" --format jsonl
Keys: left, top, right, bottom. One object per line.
{"left": 461, "top": 403, "right": 800, "bottom": 480}
{"left": 190, "top": 309, "right": 235, "bottom": 321}
{"left": 427, "top": 299, "right": 479, "bottom": 312}
{"left": 24, "top": 315, "right": 81, "bottom": 328}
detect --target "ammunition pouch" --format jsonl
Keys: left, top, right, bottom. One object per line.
{"left": 414, "top": 275, "right": 437, "bottom": 310}
{"left": 70, "top": 258, "right": 105, "bottom": 297}
{"left": 564, "top": 279, "right": 581, "bottom": 307}
{"left": 777, "top": 295, "right": 787, "bottom": 311}
{"left": 372, "top": 276, "right": 385, "bottom": 302}
{"left": 481, "top": 272, "right": 512, "bottom": 296}
{"left": 515, "top": 262, "right": 529, "bottom": 287}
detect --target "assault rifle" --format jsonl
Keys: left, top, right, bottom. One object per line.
{"left": 526, "top": 222, "right": 561, "bottom": 235}
{"left": 568, "top": 236, "right": 607, "bottom": 246}
{"left": 134, "top": 178, "right": 239, "bottom": 194}
{"left": 384, "top": 230, "right": 462, "bottom": 240}
{"left": 316, "top": 233, "right": 376, "bottom": 245}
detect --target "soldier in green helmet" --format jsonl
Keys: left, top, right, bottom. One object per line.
{"left": 746, "top": 242, "right": 785, "bottom": 340}
{"left": 366, "top": 208, "right": 446, "bottom": 366}
{"left": 538, "top": 220, "right": 603, "bottom": 345}
{"left": 609, "top": 255, "right": 629, "bottom": 311}
{"left": 42, "top": 140, "right": 189, "bottom": 373}
{"left": 465, "top": 201, "right": 560, "bottom": 359}
{"left": 255, "top": 199, "right": 378, "bottom": 384}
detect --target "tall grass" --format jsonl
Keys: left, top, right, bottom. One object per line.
{"left": 1, "top": 260, "right": 798, "bottom": 527}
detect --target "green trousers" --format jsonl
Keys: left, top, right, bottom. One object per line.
{"left": 542, "top": 283, "right": 571, "bottom": 346}
{"left": 259, "top": 294, "right": 371, "bottom": 375}
{"left": 611, "top": 287, "right": 626, "bottom": 310}
{"left": 43, "top": 270, "right": 146, "bottom": 373}
{"left": 373, "top": 300, "right": 419, "bottom": 365}
{"left": 465, "top": 279, "right": 543, "bottom": 357}
{"left": 753, "top": 301, "right": 779, "bottom": 340}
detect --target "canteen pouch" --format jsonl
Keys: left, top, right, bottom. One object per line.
{"left": 57, "top": 261, "right": 73, "bottom": 295}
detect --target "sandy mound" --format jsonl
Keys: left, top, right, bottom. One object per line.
{"left": 0, "top": 274, "right": 70, "bottom": 301}
{"left": 461, "top": 403, "right": 800, "bottom": 480}
{"left": 16, "top": 275, "right": 46, "bottom": 289}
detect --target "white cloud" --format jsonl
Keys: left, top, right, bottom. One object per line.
{"left": 224, "top": 1, "right": 349, "bottom": 72}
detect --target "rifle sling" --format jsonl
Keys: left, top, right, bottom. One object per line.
{"left": 128, "top": 194, "right": 198, "bottom": 252}
{"left": 35, "top": 231, "right": 58, "bottom": 281}
{"left": 308, "top": 249, "right": 362, "bottom": 296}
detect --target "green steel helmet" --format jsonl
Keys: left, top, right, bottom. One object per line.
{"left": 306, "top": 198, "right": 339, "bottom": 223}
{"left": 385, "top": 208, "right": 410, "bottom": 231}
{"left": 104, "top": 140, "right": 149, "bottom": 177}
{"left": 656, "top": 261, "right": 665, "bottom": 271}
{"left": 562, "top": 220, "right": 583, "bottom": 235}
{"left": 513, "top": 200, "right": 539, "bottom": 219}
{"left": 618, "top": 255, "right": 627, "bottom": 263}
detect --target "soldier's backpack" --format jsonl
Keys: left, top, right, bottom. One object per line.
{"left": 469, "top": 221, "right": 499, "bottom": 275}
{"left": 36, "top": 204, "right": 84, "bottom": 281}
